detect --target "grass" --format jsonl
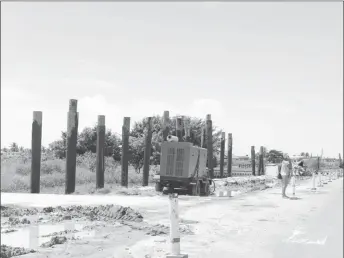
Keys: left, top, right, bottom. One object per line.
{"left": 0, "top": 152, "right": 156, "bottom": 195}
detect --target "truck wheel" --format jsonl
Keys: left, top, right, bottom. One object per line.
{"left": 192, "top": 181, "right": 201, "bottom": 196}
{"left": 155, "top": 182, "right": 163, "bottom": 192}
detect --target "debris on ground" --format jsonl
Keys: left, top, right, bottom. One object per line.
{"left": 41, "top": 229, "right": 80, "bottom": 238}
{"left": 120, "top": 221, "right": 194, "bottom": 236}
{"left": 212, "top": 175, "right": 278, "bottom": 195}
{"left": 42, "top": 207, "right": 54, "bottom": 213}
{"left": 1, "top": 229, "right": 17, "bottom": 234}
{"left": 53, "top": 205, "right": 144, "bottom": 223}
{"left": 41, "top": 236, "right": 67, "bottom": 248}
{"left": 0, "top": 245, "right": 35, "bottom": 258}
{"left": 1, "top": 206, "right": 39, "bottom": 218}
{"left": 1, "top": 204, "right": 144, "bottom": 226}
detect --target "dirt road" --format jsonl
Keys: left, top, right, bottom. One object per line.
{"left": 1, "top": 175, "right": 342, "bottom": 258}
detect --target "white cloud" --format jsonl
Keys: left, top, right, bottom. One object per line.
{"left": 188, "top": 98, "right": 225, "bottom": 121}
{"left": 60, "top": 78, "right": 115, "bottom": 90}
{"left": 1, "top": 87, "right": 38, "bottom": 148}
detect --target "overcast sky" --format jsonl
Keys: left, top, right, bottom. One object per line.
{"left": 1, "top": 2, "right": 343, "bottom": 157}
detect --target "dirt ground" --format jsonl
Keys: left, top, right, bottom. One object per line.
{"left": 1, "top": 203, "right": 196, "bottom": 258}
{"left": 1, "top": 175, "right": 317, "bottom": 258}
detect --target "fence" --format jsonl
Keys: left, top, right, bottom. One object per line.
{"left": 28, "top": 99, "right": 319, "bottom": 194}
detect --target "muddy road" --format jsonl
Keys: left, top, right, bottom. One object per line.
{"left": 1, "top": 175, "right": 342, "bottom": 258}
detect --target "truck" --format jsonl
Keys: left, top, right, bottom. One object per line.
{"left": 154, "top": 139, "right": 213, "bottom": 196}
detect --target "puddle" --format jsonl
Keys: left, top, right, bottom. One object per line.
{"left": 1, "top": 222, "right": 96, "bottom": 249}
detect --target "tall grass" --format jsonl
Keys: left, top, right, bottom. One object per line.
{"left": 1, "top": 151, "right": 154, "bottom": 194}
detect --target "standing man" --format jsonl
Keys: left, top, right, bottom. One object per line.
{"left": 278, "top": 153, "right": 292, "bottom": 198}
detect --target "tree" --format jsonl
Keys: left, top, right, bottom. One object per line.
{"left": 128, "top": 115, "right": 223, "bottom": 170}
{"left": 49, "top": 126, "right": 121, "bottom": 159}
{"left": 77, "top": 125, "right": 121, "bottom": 156}
{"left": 48, "top": 131, "right": 67, "bottom": 159}
{"left": 305, "top": 152, "right": 310, "bottom": 158}
{"left": 9, "top": 142, "right": 19, "bottom": 152}
{"left": 266, "top": 149, "right": 284, "bottom": 163}
{"left": 128, "top": 136, "right": 146, "bottom": 173}
{"left": 300, "top": 152, "right": 305, "bottom": 156}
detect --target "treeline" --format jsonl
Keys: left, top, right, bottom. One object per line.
{"left": 48, "top": 115, "right": 223, "bottom": 173}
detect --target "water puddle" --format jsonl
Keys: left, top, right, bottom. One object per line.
{"left": 1, "top": 222, "right": 96, "bottom": 249}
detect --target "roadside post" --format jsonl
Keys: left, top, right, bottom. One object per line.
{"left": 167, "top": 193, "right": 188, "bottom": 258}
{"left": 292, "top": 175, "right": 296, "bottom": 196}
{"left": 328, "top": 170, "right": 332, "bottom": 182}
{"left": 311, "top": 172, "right": 316, "bottom": 191}
{"left": 318, "top": 172, "right": 323, "bottom": 187}
{"left": 323, "top": 171, "right": 328, "bottom": 185}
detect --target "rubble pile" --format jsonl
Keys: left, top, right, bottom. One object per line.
{"left": 0, "top": 245, "right": 35, "bottom": 258}
{"left": 1, "top": 205, "right": 39, "bottom": 217}
{"left": 52, "top": 205, "right": 144, "bottom": 222}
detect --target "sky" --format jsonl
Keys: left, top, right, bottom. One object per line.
{"left": 1, "top": 2, "right": 343, "bottom": 158}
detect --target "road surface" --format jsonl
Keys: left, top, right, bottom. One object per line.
{"left": 1, "top": 176, "right": 343, "bottom": 258}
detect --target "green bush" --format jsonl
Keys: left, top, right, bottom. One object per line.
{"left": 1, "top": 151, "right": 151, "bottom": 194}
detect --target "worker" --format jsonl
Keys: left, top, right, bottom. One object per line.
{"left": 278, "top": 153, "right": 292, "bottom": 199}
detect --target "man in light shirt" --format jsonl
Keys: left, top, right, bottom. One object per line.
{"left": 278, "top": 153, "right": 292, "bottom": 198}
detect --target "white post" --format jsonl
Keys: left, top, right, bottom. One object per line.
{"left": 318, "top": 172, "right": 323, "bottom": 187}
{"left": 328, "top": 171, "right": 332, "bottom": 182}
{"left": 311, "top": 172, "right": 316, "bottom": 191}
{"left": 167, "top": 193, "right": 188, "bottom": 258}
{"left": 292, "top": 175, "right": 296, "bottom": 196}
{"left": 29, "top": 224, "right": 39, "bottom": 250}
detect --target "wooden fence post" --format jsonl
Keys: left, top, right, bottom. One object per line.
{"left": 121, "top": 117, "right": 130, "bottom": 187}
{"left": 206, "top": 114, "right": 214, "bottom": 179}
{"left": 176, "top": 116, "right": 183, "bottom": 142}
{"left": 65, "top": 99, "right": 79, "bottom": 194}
{"left": 163, "top": 111, "right": 170, "bottom": 141}
{"left": 200, "top": 126, "right": 205, "bottom": 148}
{"left": 96, "top": 115, "right": 105, "bottom": 189}
{"left": 258, "top": 146, "right": 264, "bottom": 176}
{"left": 220, "top": 132, "right": 225, "bottom": 178}
{"left": 227, "top": 133, "right": 232, "bottom": 177}
{"left": 251, "top": 146, "right": 256, "bottom": 176}
{"left": 143, "top": 117, "right": 153, "bottom": 186}
{"left": 31, "top": 111, "right": 42, "bottom": 193}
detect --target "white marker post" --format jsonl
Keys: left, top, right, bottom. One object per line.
{"left": 311, "top": 172, "right": 316, "bottom": 191}
{"left": 167, "top": 193, "right": 188, "bottom": 258}
{"left": 318, "top": 172, "right": 323, "bottom": 187}
{"left": 292, "top": 175, "right": 296, "bottom": 196}
{"left": 328, "top": 171, "right": 332, "bottom": 182}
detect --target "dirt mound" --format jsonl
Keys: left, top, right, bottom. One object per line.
{"left": 41, "top": 229, "right": 79, "bottom": 238}
{"left": 5, "top": 217, "right": 31, "bottom": 226}
{"left": 1, "top": 206, "right": 39, "bottom": 217}
{"left": 121, "top": 221, "right": 194, "bottom": 236}
{"left": 0, "top": 245, "right": 35, "bottom": 258}
{"left": 52, "top": 205, "right": 143, "bottom": 222}
{"left": 41, "top": 236, "right": 67, "bottom": 248}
